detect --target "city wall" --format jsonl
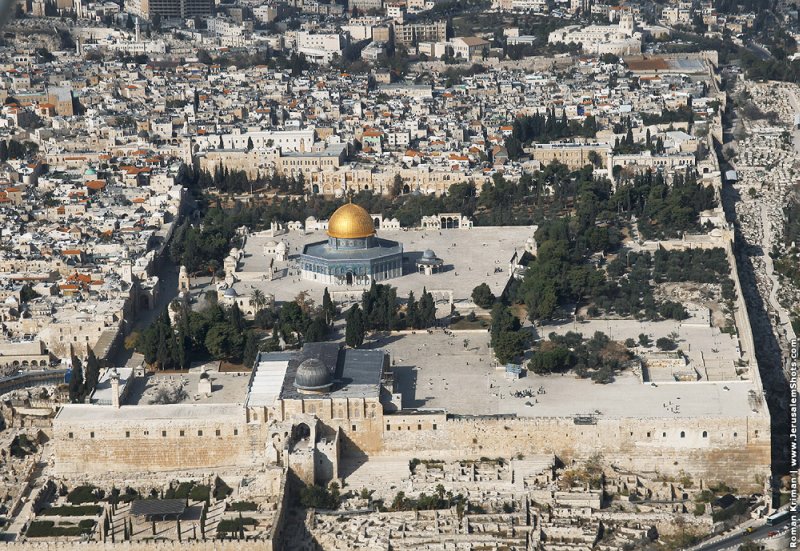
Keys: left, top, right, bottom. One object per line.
{"left": 52, "top": 418, "right": 261, "bottom": 474}
{"left": 376, "top": 414, "right": 771, "bottom": 492}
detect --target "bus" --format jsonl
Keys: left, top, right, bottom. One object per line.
{"left": 766, "top": 509, "right": 792, "bottom": 526}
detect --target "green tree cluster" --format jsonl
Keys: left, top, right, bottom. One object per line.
{"left": 490, "top": 304, "right": 525, "bottom": 364}
{"left": 528, "top": 331, "right": 631, "bottom": 383}
{"left": 595, "top": 251, "right": 687, "bottom": 320}
{"left": 405, "top": 289, "right": 436, "bottom": 329}
{"left": 641, "top": 106, "right": 694, "bottom": 126}
{"left": 505, "top": 109, "right": 597, "bottom": 160}
{"left": 361, "top": 282, "right": 400, "bottom": 331}
{"left": 299, "top": 483, "right": 340, "bottom": 509}
{"left": 652, "top": 247, "right": 732, "bottom": 284}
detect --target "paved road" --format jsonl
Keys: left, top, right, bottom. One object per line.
{"left": 110, "top": 256, "right": 179, "bottom": 367}
{"left": 692, "top": 517, "right": 790, "bottom": 551}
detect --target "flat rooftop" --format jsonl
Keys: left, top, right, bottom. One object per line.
{"left": 125, "top": 372, "right": 251, "bottom": 406}
{"left": 247, "top": 352, "right": 293, "bottom": 408}
{"left": 379, "top": 330, "right": 766, "bottom": 420}
{"left": 235, "top": 226, "right": 536, "bottom": 304}
{"left": 54, "top": 403, "right": 244, "bottom": 423}
{"left": 277, "top": 343, "right": 385, "bottom": 401}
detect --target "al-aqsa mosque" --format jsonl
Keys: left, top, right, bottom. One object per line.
{"left": 299, "top": 202, "right": 403, "bottom": 286}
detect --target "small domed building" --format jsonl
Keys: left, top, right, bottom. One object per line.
{"left": 299, "top": 202, "right": 403, "bottom": 286}
{"left": 415, "top": 249, "right": 444, "bottom": 275}
{"left": 294, "top": 358, "right": 333, "bottom": 394}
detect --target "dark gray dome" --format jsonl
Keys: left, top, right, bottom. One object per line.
{"left": 422, "top": 249, "right": 436, "bottom": 259}
{"left": 224, "top": 287, "right": 238, "bottom": 297}
{"left": 294, "top": 358, "right": 332, "bottom": 392}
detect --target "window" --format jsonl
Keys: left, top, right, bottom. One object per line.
{"left": 662, "top": 432, "right": 666, "bottom": 437}
{"left": 418, "top": 424, "right": 422, "bottom": 430}
{"left": 432, "top": 424, "right": 437, "bottom": 431}
{"left": 386, "top": 424, "right": 391, "bottom": 431}
{"left": 90, "top": 432, "right": 94, "bottom": 438}
{"left": 680, "top": 431, "right": 685, "bottom": 438}
{"left": 233, "top": 429, "right": 238, "bottom": 436}
{"left": 733, "top": 432, "right": 738, "bottom": 437}
{"left": 198, "top": 430, "right": 203, "bottom": 436}
{"left": 125, "top": 431, "right": 130, "bottom": 438}
{"left": 179, "top": 430, "right": 185, "bottom": 437}
{"left": 68, "top": 432, "right": 73, "bottom": 439}
{"left": 702, "top": 431, "right": 707, "bottom": 438}
{"left": 215, "top": 429, "right": 221, "bottom": 437}
{"left": 162, "top": 431, "right": 167, "bottom": 437}
{"left": 143, "top": 430, "right": 149, "bottom": 436}
{"left": 351, "top": 425, "right": 357, "bottom": 431}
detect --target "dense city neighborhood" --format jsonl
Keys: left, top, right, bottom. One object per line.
{"left": 0, "top": 0, "right": 796, "bottom": 549}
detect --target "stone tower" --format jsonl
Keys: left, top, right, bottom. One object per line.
{"left": 178, "top": 265, "right": 190, "bottom": 293}
{"left": 120, "top": 259, "right": 133, "bottom": 285}
{"left": 619, "top": 13, "right": 635, "bottom": 35}
{"left": 224, "top": 254, "right": 237, "bottom": 285}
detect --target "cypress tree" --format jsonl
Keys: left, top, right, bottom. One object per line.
{"left": 84, "top": 347, "right": 101, "bottom": 395}
{"left": 228, "top": 302, "right": 245, "bottom": 334}
{"left": 345, "top": 305, "right": 365, "bottom": 348}
{"left": 242, "top": 330, "right": 260, "bottom": 367}
{"left": 322, "top": 287, "right": 335, "bottom": 324}
{"left": 407, "top": 291, "right": 418, "bottom": 329}
{"left": 68, "top": 357, "right": 84, "bottom": 402}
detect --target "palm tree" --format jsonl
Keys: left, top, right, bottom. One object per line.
{"left": 251, "top": 289, "right": 267, "bottom": 313}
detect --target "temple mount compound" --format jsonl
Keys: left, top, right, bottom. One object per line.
{"left": 300, "top": 202, "right": 403, "bottom": 286}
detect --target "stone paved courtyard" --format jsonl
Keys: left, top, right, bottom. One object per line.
{"left": 233, "top": 226, "right": 537, "bottom": 304}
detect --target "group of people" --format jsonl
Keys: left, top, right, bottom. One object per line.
{"left": 512, "top": 386, "right": 546, "bottom": 399}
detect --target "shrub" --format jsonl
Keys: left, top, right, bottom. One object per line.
{"left": 216, "top": 517, "right": 256, "bottom": 533}
{"left": 10, "top": 434, "right": 36, "bottom": 458}
{"left": 656, "top": 337, "right": 677, "bottom": 351}
{"left": 712, "top": 498, "right": 749, "bottom": 522}
{"left": 67, "top": 486, "right": 98, "bottom": 505}
{"left": 213, "top": 477, "right": 232, "bottom": 501}
{"left": 26, "top": 520, "right": 94, "bottom": 537}
{"left": 40, "top": 505, "right": 102, "bottom": 516}
{"left": 189, "top": 485, "right": 210, "bottom": 502}
{"left": 227, "top": 501, "right": 258, "bottom": 512}
{"left": 171, "top": 482, "right": 194, "bottom": 499}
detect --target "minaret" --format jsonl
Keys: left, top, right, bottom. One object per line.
{"left": 135, "top": 17, "right": 140, "bottom": 43}
{"left": 110, "top": 369, "right": 121, "bottom": 408}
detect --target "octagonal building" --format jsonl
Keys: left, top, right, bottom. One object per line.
{"left": 299, "top": 202, "right": 403, "bottom": 286}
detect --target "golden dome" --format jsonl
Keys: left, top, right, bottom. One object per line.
{"left": 327, "top": 203, "right": 375, "bottom": 239}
